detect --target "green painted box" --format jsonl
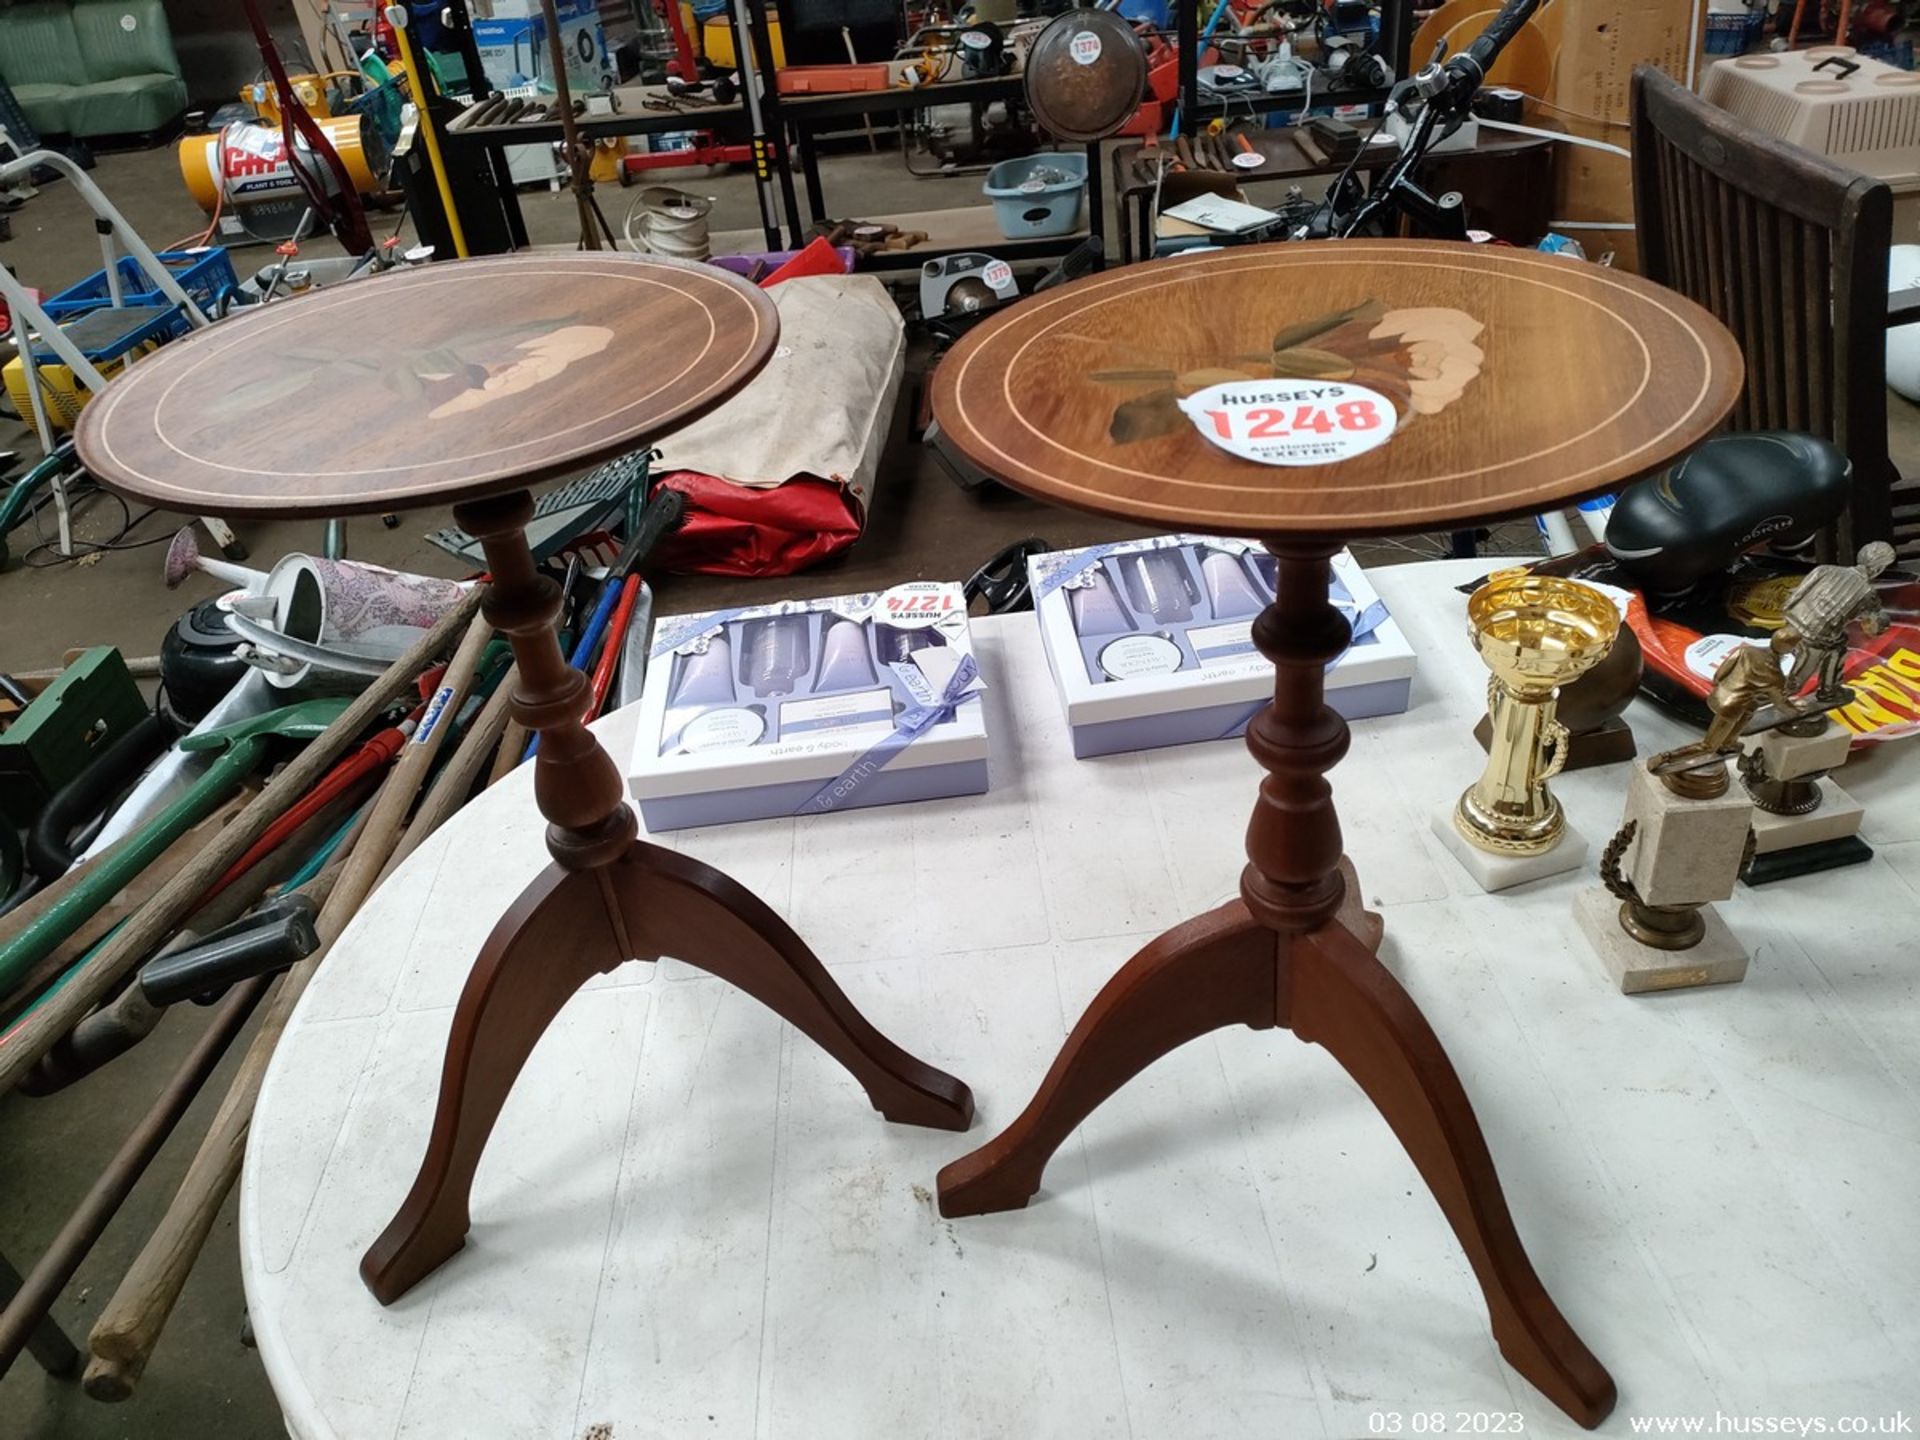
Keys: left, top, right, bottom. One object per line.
{"left": 0, "top": 647, "right": 145, "bottom": 827}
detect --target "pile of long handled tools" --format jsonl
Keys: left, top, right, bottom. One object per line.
{"left": 0, "top": 487, "right": 678, "bottom": 1398}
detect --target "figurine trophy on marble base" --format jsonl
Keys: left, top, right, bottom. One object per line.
{"left": 1433, "top": 571, "right": 1622, "bottom": 892}
{"left": 1737, "top": 542, "right": 1893, "bottom": 883}
{"left": 1575, "top": 627, "right": 1806, "bottom": 992}
{"left": 1577, "top": 543, "right": 1895, "bottom": 987}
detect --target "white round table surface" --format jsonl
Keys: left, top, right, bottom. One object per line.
{"left": 242, "top": 559, "right": 1920, "bottom": 1440}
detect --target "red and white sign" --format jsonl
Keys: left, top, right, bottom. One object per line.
{"left": 224, "top": 136, "right": 285, "bottom": 178}
{"left": 1069, "top": 29, "right": 1102, "bottom": 65}
{"left": 878, "top": 581, "right": 962, "bottom": 628}
{"left": 1176, "top": 380, "right": 1397, "bottom": 467}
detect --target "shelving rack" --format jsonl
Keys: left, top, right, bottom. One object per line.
{"left": 429, "top": 0, "right": 1102, "bottom": 266}
{"left": 423, "top": 0, "right": 1420, "bottom": 268}
{"left": 1175, "top": 0, "right": 1415, "bottom": 125}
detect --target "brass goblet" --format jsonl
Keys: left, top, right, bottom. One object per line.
{"left": 1454, "top": 571, "right": 1622, "bottom": 856}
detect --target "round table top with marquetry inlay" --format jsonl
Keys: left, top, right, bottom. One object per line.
{"left": 74, "top": 253, "right": 778, "bottom": 519}
{"left": 931, "top": 239, "right": 1745, "bottom": 537}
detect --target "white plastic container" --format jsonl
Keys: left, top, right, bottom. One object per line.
{"left": 1701, "top": 48, "right": 1920, "bottom": 240}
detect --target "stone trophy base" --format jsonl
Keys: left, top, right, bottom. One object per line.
{"left": 1571, "top": 765, "right": 1754, "bottom": 995}
{"left": 1572, "top": 888, "right": 1750, "bottom": 994}
{"left": 1739, "top": 724, "right": 1873, "bottom": 885}
{"left": 1621, "top": 763, "right": 1750, "bottom": 907}
{"left": 1748, "top": 779, "right": 1866, "bottom": 851}
{"left": 1431, "top": 808, "right": 1590, "bottom": 893}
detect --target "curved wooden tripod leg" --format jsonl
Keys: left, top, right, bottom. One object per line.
{"left": 1332, "top": 855, "right": 1383, "bottom": 953}
{"left": 361, "top": 865, "right": 625, "bottom": 1305}
{"left": 1289, "top": 921, "right": 1617, "bottom": 1429}
{"left": 937, "top": 900, "right": 1278, "bottom": 1218}
{"left": 614, "top": 843, "right": 973, "bottom": 1134}
{"left": 362, "top": 840, "right": 976, "bottom": 1306}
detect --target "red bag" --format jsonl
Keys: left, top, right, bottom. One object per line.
{"left": 649, "top": 469, "right": 865, "bottom": 578}
{"left": 646, "top": 259, "right": 893, "bottom": 577}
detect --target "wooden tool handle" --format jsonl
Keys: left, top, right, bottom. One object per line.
{"left": 82, "top": 1076, "right": 249, "bottom": 1398}
{"left": 378, "top": 665, "right": 517, "bottom": 886}
{"left": 327, "top": 609, "right": 494, "bottom": 923}
{"left": 79, "top": 850, "right": 351, "bottom": 1398}
{"left": 80, "top": 613, "right": 497, "bottom": 1398}
{"left": 489, "top": 719, "right": 530, "bottom": 785}
{"left": 0, "top": 589, "right": 485, "bottom": 1092}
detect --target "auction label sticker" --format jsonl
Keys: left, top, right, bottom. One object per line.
{"left": 878, "top": 580, "right": 963, "bottom": 629}
{"left": 1683, "top": 633, "right": 1754, "bottom": 681}
{"left": 981, "top": 259, "right": 1013, "bottom": 288}
{"left": 1070, "top": 29, "right": 1102, "bottom": 65}
{"left": 1176, "top": 380, "right": 1396, "bottom": 466}
{"left": 1099, "top": 634, "right": 1184, "bottom": 679}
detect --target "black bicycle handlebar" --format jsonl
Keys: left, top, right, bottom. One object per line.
{"left": 1445, "top": 0, "right": 1546, "bottom": 101}
{"left": 1329, "top": 0, "right": 1547, "bottom": 238}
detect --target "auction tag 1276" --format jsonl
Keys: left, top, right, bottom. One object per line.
{"left": 1176, "top": 380, "right": 1397, "bottom": 467}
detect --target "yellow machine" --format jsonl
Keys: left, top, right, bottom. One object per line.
{"left": 177, "top": 76, "right": 391, "bottom": 244}
{"left": 694, "top": 6, "right": 785, "bottom": 68}
{"left": 2, "top": 343, "right": 150, "bottom": 432}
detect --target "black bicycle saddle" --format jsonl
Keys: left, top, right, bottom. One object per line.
{"left": 1605, "top": 432, "right": 1851, "bottom": 594}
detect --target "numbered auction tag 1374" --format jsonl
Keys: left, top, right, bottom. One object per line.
{"left": 1175, "top": 380, "right": 1397, "bottom": 467}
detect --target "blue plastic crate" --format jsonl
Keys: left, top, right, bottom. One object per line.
{"left": 1702, "top": 6, "right": 1765, "bottom": 56}
{"left": 29, "top": 304, "right": 186, "bottom": 366}
{"left": 983, "top": 153, "right": 1089, "bottom": 239}
{"left": 42, "top": 248, "right": 237, "bottom": 323}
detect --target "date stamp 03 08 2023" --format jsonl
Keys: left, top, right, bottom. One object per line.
{"left": 1365, "top": 1410, "right": 1916, "bottom": 1436}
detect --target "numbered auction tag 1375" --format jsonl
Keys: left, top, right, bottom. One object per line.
{"left": 1176, "top": 380, "right": 1397, "bottom": 467}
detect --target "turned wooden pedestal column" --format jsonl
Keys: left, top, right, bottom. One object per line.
{"left": 360, "top": 493, "right": 973, "bottom": 1304}
{"left": 928, "top": 239, "right": 1748, "bottom": 1429}
{"left": 936, "top": 541, "right": 1610, "bottom": 1424}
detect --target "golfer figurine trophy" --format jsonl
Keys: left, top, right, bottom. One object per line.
{"left": 1737, "top": 542, "right": 1892, "bottom": 882}
{"left": 1570, "top": 545, "right": 1885, "bottom": 991}
{"left": 1433, "top": 571, "right": 1622, "bottom": 892}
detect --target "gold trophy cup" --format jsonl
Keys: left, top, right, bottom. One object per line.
{"left": 1454, "top": 572, "right": 1621, "bottom": 856}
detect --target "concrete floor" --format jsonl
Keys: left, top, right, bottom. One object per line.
{"left": 4, "top": 139, "right": 1920, "bottom": 1440}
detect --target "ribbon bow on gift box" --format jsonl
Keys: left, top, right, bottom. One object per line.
{"left": 799, "top": 651, "right": 984, "bottom": 815}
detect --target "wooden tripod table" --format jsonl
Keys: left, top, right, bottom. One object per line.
{"left": 74, "top": 253, "right": 975, "bottom": 1307}
{"left": 930, "top": 241, "right": 1744, "bottom": 1429}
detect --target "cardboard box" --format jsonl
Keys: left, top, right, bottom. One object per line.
{"left": 471, "top": 0, "right": 609, "bottom": 97}
{"left": 1539, "top": 0, "right": 1709, "bottom": 270}
{"left": 1029, "top": 537, "right": 1416, "bottom": 759}
{"left": 471, "top": 0, "right": 608, "bottom": 183}
{"left": 630, "top": 582, "right": 989, "bottom": 830}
